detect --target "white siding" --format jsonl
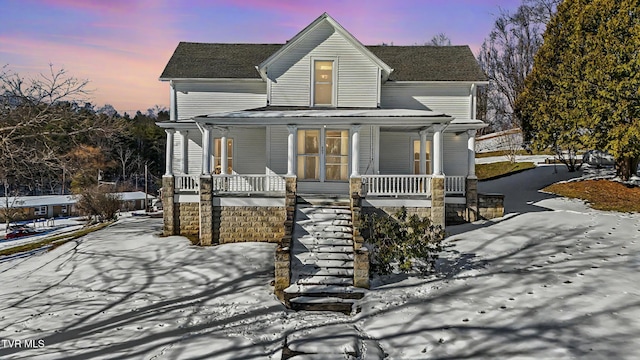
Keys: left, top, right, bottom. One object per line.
{"left": 188, "top": 130, "right": 203, "bottom": 175}
{"left": 442, "top": 133, "right": 468, "bottom": 176}
{"left": 379, "top": 132, "right": 412, "bottom": 175}
{"left": 268, "top": 126, "right": 289, "bottom": 175}
{"left": 226, "top": 128, "right": 266, "bottom": 174}
{"left": 174, "top": 82, "right": 266, "bottom": 119}
{"left": 358, "top": 125, "right": 376, "bottom": 175}
{"left": 381, "top": 83, "right": 471, "bottom": 118}
{"left": 268, "top": 20, "right": 379, "bottom": 108}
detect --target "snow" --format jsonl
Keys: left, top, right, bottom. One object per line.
{"left": 1, "top": 165, "right": 640, "bottom": 359}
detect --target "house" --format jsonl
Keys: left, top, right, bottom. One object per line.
{"left": 0, "top": 192, "right": 156, "bottom": 222}
{"left": 157, "top": 13, "right": 503, "bottom": 298}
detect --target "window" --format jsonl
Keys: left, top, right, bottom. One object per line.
{"left": 325, "top": 130, "right": 349, "bottom": 181}
{"left": 297, "top": 130, "right": 320, "bottom": 180}
{"left": 413, "top": 140, "right": 432, "bottom": 174}
{"left": 213, "top": 138, "right": 233, "bottom": 174}
{"left": 34, "top": 206, "right": 47, "bottom": 216}
{"left": 313, "top": 60, "right": 333, "bottom": 106}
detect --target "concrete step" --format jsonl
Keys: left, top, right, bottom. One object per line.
{"left": 284, "top": 284, "right": 366, "bottom": 299}
{"left": 295, "top": 259, "right": 354, "bottom": 268}
{"left": 292, "top": 266, "right": 354, "bottom": 277}
{"left": 297, "top": 238, "right": 354, "bottom": 247}
{"left": 298, "top": 232, "right": 353, "bottom": 239}
{"left": 293, "top": 252, "right": 354, "bottom": 261}
{"left": 298, "top": 207, "right": 352, "bottom": 214}
{"left": 295, "top": 275, "right": 353, "bottom": 286}
{"left": 293, "top": 244, "right": 354, "bottom": 253}
{"left": 289, "top": 296, "right": 356, "bottom": 314}
{"left": 295, "top": 219, "right": 352, "bottom": 227}
{"left": 296, "top": 224, "right": 352, "bottom": 233}
{"left": 296, "top": 213, "right": 352, "bottom": 221}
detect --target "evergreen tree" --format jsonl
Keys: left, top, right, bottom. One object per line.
{"left": 517, "top": 0, "right": 640, "bottom": 178}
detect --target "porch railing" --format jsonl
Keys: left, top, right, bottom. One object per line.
{"left": 445, "top": 176, "right": 466, "bottom": 195}
{"left": 212, "top": 174, "right": 286, "bottom": 193}
{"left": 361, "top": 175, "right": 432, "bottom": 196}
{"left": 175, "top": 174, "right": 199, "bottom": 192}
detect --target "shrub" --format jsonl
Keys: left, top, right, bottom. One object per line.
{"left": 75, "top": 186, "right": 122, "bottom": 222}
{"left": 359, "top": 207, "right": 446, "bottom": 275}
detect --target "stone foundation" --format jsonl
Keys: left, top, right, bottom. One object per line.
{"left": 479, "top": 193, "right": 505, "bottom": 219}
{"left": 162, "top": 176, "right": 175, "bottom": 236}
{"left": 466, "top": 177, "right": 479, "bottom": 222}
{"left": 174, "top": 202, "right": 200, "bottom": 238}
{"left": 274, "top": 246, "right": 291, "bottom": 301}
{"left": 446, "top": 203, "right": 467, "bottom": 225}
{"left": 214, "top": 206, "right": 286, "bottom": 243}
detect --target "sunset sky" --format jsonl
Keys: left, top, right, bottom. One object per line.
{"left": 1, "top": 0, "right": 520, "bottom": 114}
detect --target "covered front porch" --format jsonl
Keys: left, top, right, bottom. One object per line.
{"left": 157, "top": 108, "right": 488, "bottom": 244}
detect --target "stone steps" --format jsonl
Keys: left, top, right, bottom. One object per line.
{"left": 287, "top": 202, "right": 365, "bottom": 313}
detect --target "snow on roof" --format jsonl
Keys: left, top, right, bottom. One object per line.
{"left": 0, "top": 192, "right": 155, "bottom": 209}
{"left": 200, "top": 108, "right": 448, "bottom": 119}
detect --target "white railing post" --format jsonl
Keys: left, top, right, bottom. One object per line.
{"left": 220, "top": 128, "right": 229, "bottom": 175}
{"left": 351, "top": 124, "right": 361, "bottom": 177}
{"left": 202, "top": 125, "right": 212, "bottom": 175}
{"left": 467, "top": 129, "right": 477, "bottom": 178}
{"left": 432, "top": 124, "right": 445, "bottom": 176}
{"left": 287, "top": 125, "right": 297, "bottom": 176}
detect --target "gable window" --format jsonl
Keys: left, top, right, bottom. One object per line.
{"left": 313, "top": 60, "right": 334, "bottom": 106}
{"left": 213, "top": 138, "right": 233, "bottom": 174}
{"left": 413, "top": 140, "right": 432, "bottom": 174}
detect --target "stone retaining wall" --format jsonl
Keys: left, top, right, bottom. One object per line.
{"left": 174, "top": 202, "right": 199, "bottom": 238}
{"left": 214, "top": 206, "right": 286, "bottom": 243}
{"left": 446, "top": 203, "right": 467, "bottom": 225}
{"left": 479, "top": 193, "right": 505, "bottom": 219}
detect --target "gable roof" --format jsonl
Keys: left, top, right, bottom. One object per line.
{"left": 256, "top": 13, "right": 393, "bottom": 81}
{"left": 159, "top": 43, "right": 487, "bottom": 82}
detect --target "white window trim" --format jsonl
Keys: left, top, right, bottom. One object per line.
{"left": 212, "top": 137, "right": 234, "bottom": 174}
{"left": 34, "top": 205, "right": 47, "bottom": 216}
{"left": 410, "top": 136, "right": 433, "bottom": 175}
{"left": 296, "top": 127, "right": 350, "bottom": 182}
{"left": 310, "top": 57, "right": 338, "bottom": 107}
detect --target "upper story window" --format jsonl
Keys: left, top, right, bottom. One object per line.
{"left": 313, "top": 60, "right": 334, "bottom": 106}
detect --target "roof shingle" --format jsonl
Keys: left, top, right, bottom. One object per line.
{"left": 159, "top": 42, "right": 487, "bottom": 82}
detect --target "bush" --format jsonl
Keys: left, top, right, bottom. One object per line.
{"left": 75, "top": 187, "right": 122, "bottom": 222}
{"left": 359, "top": 207, "right": 446, "bottom": 275}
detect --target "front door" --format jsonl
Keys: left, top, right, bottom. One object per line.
{"left": 297, "top": 129, "right": 349, "bottom": 182}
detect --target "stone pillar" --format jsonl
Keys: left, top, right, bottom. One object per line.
{"left": 201, "top": 125, "right": 212, "bottom": 175}
{"left": 354, "top": 248, "right": 370, "bottom": 289}
{"left": 467, "top": 129, "right": 477, "bottom": 177}
{"left": 466, "top": 177, "right": 478, "bottom": 222}
{"left": 178, "top": 130, "right": 189, "bottom": 174}
{"left": 165, "top": 128, "right": 175, "bottom": 176}
{"left": 274, "top": 246, "right": 291, "bottom": 301}
{"left": 349, "top": 176, "right": 363, "bottom": 250}
{"left": 419, "top": 129, "right": 428, "bottom": 174}
{"left": 220, "top": 128, "right": 229, "bottom": 175}
{"left": 162, "top": 175, "right": 175, "bottom": 236}
{"left": 287, "top": 125, "right": 297, "bottom": 176}
{"left": 283, "top": 176, "right": 297, "bottom": 248}
{"left": 431, "top": 175, "right": 445, "bottom": 227}
{"left": 432, "top": 124, "right": 445, "bottom": 176}
{"left": 199, "top": 175, "right": 213, "bottom": 246}
{"left": 351, "top": 125, "right": 361, "bottom": 177}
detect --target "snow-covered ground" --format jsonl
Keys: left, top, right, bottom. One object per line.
{"left": 1, "top": 165, "right": 639, "bottom": 359}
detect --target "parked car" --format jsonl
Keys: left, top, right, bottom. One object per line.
{"left": 4, "top": 227, "right": 37, "bottom": 240}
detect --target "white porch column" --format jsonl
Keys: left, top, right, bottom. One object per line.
{"left": 201, "top": 124, "right": 212, "bottom": 175}
{"left": 220, "top": 128, "right": 229, "bottom": 175}
{"left": 178, "top": 130, "right": 188, "bottom": 174}
{"left": 419, "top": 129, "right": 428, "bottom": 174}
{"left": 351, "top": 124, "right": 361, "bottom": 177}
{"left": 467, "top": 129, "right": 477, "bottom": 177}
{"left": 287, "top": 125, "right": 297, "bottom": 176}
{"left": 432, "top": 124, "right": 445, "bottom": 176}
{"left": 164, "top": 128, "right": 175, "bottom": 176}
{"left": 169, "top": 81, "right": 177, "bottom": 121}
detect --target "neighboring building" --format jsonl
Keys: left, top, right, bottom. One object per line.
{"left": 0, "top": 192, "right": 156, "bottom": 222}
{"left": 157, "top": 13, "right": 503, "bottom": 247}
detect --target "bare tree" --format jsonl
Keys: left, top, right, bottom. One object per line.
{"left": 477, "top": 0, "right": 561, "bottom": 131}
{"left": 0, "top": 65, "right": 121, "bottom": 194}
{"left": 428, "top": 33, "right": 452, "bottom": 46}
